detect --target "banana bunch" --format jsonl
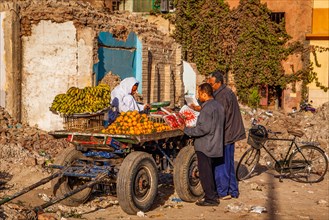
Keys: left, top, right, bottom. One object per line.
{"left": 50, "top": 84, "right": 111, "bottom": 115}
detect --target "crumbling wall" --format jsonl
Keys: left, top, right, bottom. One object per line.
{"left": 21, "top": 20, "right": 94, "bottom": 131}
{"left": 0, "top": 2, "right": 22, "bottom": 121}
{"left": 13, "top": 0, "right": 182, "bottom": 130}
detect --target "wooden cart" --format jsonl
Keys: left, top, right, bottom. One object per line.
{"left": 1, "top": 129, "right": 204, "bottom": 215}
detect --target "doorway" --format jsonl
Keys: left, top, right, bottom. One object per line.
{"left": 93, "top": 32, "right": 142, "bottom": 93}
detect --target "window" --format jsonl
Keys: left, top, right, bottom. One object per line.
{"left": 270, "top": 12, "right": 285, "bottom": 24}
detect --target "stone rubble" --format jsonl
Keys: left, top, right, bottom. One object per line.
{"left": 0, "top": 106, "right": 70, "bottom": 165}
{"left": 237, "top": 102, "right": 329, "bottom": 164}
{"left": 99, "top": 71, "right": 121, "bottom": 90}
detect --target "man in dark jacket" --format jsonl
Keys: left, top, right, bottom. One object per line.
{"left": 181, "top": 83, "right": 225, "bottom": 206}
{"left": 207, "top": 70, "right": 246, "bottom": 199}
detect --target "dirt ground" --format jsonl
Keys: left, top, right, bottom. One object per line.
{"left": 1, "top": 147, "right": 328, "bottom": 220}
{"left": 1, "top": 103, "right": 329, "bottom": 220}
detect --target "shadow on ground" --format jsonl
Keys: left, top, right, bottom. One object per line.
{"left": 0, "top": 171, "right": 13, "bottom": 190}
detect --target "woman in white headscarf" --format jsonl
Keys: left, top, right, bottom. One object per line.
{"left": 110, "top": 77, "right": 149, "bottom": 112}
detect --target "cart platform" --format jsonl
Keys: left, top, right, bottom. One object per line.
{"left": 49, "top": 129, "right": 184, "bottom": 145}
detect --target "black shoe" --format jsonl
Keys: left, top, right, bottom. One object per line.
{"left": 195, "top": 200, "right": 219, "bottom": 206}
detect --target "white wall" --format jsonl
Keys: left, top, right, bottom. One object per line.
{"left": 0, "top": 12, "right": 5, "bottom": 108}
{"left": 22, "top": 20, "right": 94, "bottom": 131}
{"left": 183, "top": 61, "right": 197, "bottom": 97}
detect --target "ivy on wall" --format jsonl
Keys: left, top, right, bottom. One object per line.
{"left": 173, "top": 0, "right": 328, "bottom": 106}
{"left": 174, "top": 0, "right": 230, "bottom": 72}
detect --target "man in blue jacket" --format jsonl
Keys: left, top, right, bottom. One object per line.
{"left": 181, "top": 83, "right": 225, "bottom": 206}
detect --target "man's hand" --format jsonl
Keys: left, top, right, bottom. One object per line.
{"left": 189, "top": 104, "right": 201, "bottom": 112}
{"left": 178, "top": 123, "right": 185, "bottom": 131}
{"left": 144, "top": 104, "right": 150, "bottom": 109}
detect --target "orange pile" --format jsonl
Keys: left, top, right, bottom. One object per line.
{"left": 102, "top": 110, "right": 171, "bottom": 135}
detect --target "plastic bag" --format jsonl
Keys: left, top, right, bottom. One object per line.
{"left": 179, "top": 105, "right": 200, "bottom": 127}
{"left": 163, "top": 113, "right": 185, "bottom": 129}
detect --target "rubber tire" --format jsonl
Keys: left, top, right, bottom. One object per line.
{"left": 236, "top": 147, "right": 260, "bottom": 181}
{"left": 51, "top": 146, "right": 92, "bottom": 206}
{"left": 117, "top": 151, "right": 158, "bottom": 215}
{"left": 289, "top": 145, "right": 328, "bottom": 183}
{"left": 173, "top": 145, "right": 204, "bottom": 202}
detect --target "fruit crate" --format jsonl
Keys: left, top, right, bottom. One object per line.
{"left": 148, "top": 115, "right": 166, "bottom": 124}
{"left": 63, "top": 113, "right": 105, "bottom": 131}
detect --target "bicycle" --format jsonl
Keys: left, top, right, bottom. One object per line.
{"left": 236, "top": 122, "right": 328, "bottom": 183}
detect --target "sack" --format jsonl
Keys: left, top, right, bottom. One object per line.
{"left": 108, "top": 107, "right": 119, "bottom": 124}
{"left": 104, "top": 97, "right": 120, "bottom": 128}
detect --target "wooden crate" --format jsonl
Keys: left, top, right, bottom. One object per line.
{"left": 63, "top": 113, "right": 105, "bottom": 131}
{"left": 148, "top": 115, "right": 166, "bottom": 124}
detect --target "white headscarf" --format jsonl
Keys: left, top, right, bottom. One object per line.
{"left": 110, "top": 77, "right": 144, "bottom": 112}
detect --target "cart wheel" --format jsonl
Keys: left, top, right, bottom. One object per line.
{"left": 173, "top": 145, "right": 204, "bottom": 202}
{"left": 51, "top": 146, "right": 92, "bottom": 206}
{"left": 117, "top": 151, "right": 158, "bottom": 215}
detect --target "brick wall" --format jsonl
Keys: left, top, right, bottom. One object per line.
{"left": 141, "top": 43, "right": 183, "bottom": 107}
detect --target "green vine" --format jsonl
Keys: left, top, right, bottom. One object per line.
{"left": 248, "top": 87, "right": 260, "bottom": 109}
{"left": 173, "top": 0, "right": 328, "bottom": 107}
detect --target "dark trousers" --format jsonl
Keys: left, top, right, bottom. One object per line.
{"left": 196, "top": 151, "right": 218, "bottom": 202}
{"left": 214, "top": 143, "right": 239, "bottom": 197}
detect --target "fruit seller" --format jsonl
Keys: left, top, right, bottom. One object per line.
{"left": 179, "top": 83, "right": 225, "bottom": 206}
{"left": 110, "top": 77, "right": 150, "bottom": 113}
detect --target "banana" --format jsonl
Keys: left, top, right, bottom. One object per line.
{"left": 51, "top": 84, "right": 112, "bottom": 115}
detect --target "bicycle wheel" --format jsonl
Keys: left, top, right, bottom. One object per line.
{"left": 236, "top": 147, "right": 261, "bottom": 181}
{"left": 289, "top": 145, "right": 328, "bottom": 183}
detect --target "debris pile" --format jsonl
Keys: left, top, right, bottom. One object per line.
{"left": 237, "top": 102, "right": 329, "bottom": 164}
{"left": 99, "top": 71, "right": 121, "bottom": 91}
{"left": 0, "top": 107, "right": 69, "bottom": 165}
